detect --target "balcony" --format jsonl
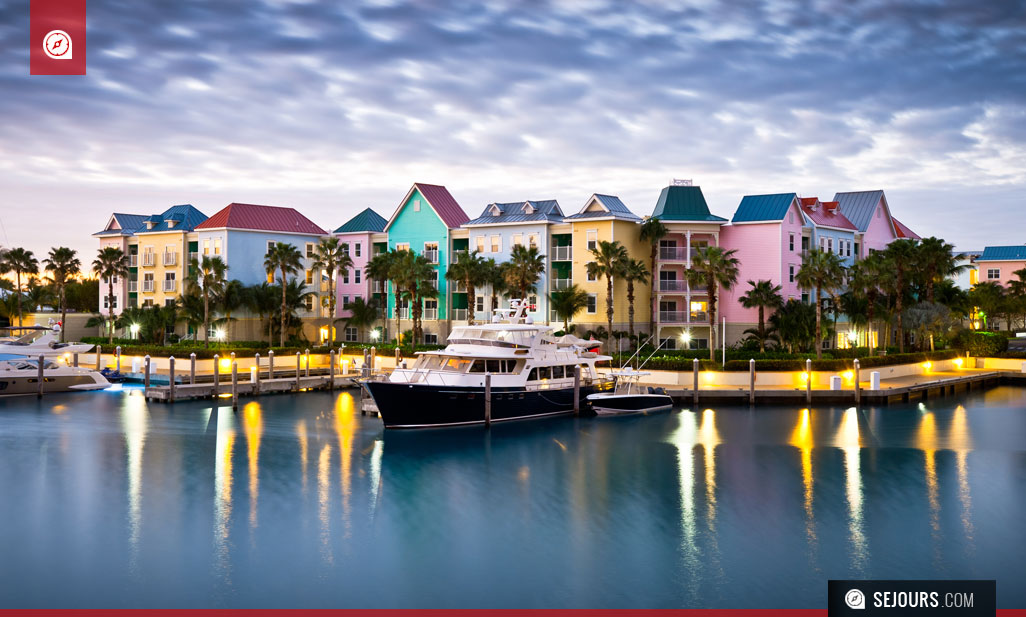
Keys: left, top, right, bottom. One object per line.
{"left": 550, "top": 245, "right": 572, "bottom": 261}
{"left": 690, "top": 311, "right": 709, "bottom": 323}
{"left": 128, "top": 255, "right": 138, "bottom": 267}
{"left": 552, "top": 278, "right": 572, "bottom": 290}
{"left": 659, "top": 311, "right": 687, "bottom": 324}
{"left": 163, "top": 252, "right": 178, "bottom": 266}
{"left": 659, "top": 247, "right": 700, "bottom": 261}
{"left": 659, "top": 280, "right": 687, "bottom": 293}
{"left": 424, "top": 249, "right": 439, "bottom": 263}
{"left": 452, "top": 308, "right": 468, "bottom": 321}
{"left": 163, "top": 279, "right": 177, "bottom": 292}
{"left": 142, "top": 253, "right": 156, "bottom": 267}
{"left": 424, "top": 308, "right": 438, "bottom": 320}
{"left": 128, "top": 281, "right": 138, "bottom": 292}
{"left": 142, "top": 280, "right": 155, "bottom": 293}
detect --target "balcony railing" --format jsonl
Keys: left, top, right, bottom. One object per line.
{"left": 690, "top": 311, "right": 709, "bottom": 323}
{"left": 552, "top": 278, "right": 572, "bottom": 290}
{"left": 142, "top": 280, "right": 155, "bottom": 293}
{"left": 163, "top": 252, "right": 177, "bottom": 266}
{"left": 424, "top": 249, "right": 439, "bottom": 263}
{"left": 659, "top": 280, "right": 686, "bottom": 292}
{"left": 142, "top": 253, "right": 156, "bottom": 267}
{"left": 659, "top": 247, "right": 684, "bottom": 261}
{"left": 128, "top": 281, "right": 138, "bottom": 292}
{"left": 452, "top": 308, "right": 468, "bottom": 321}
{"left": 423, "top": 308, "right": 438, "bottom": 320}
{"left": 128, "top": 255, "right": 138, "bottom": 267}
{"left": 659, "top": 311, "right": 687, "bottom": 323}
{"left": 163, "top": 279, "right": 177, "bottom": 292}
{"left": 550, "top": 245, "right": 572, "bottom": 261}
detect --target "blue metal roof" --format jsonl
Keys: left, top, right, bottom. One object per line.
{"left": 92, "top": 212, "right": 153, "bottom": 236}
{"left": 731, "top": 193, "right": 797, "bottom": 223}
{"left": 465, "top": 200, "right": 564, "bottom": 226}
{"left": 334, "top": 207, "right": 387, "bottom": 233}
{"left": 832, "top": 190, "right": 885, "bottom": 232}
{"left": 135, "top": 204, "right": 208, "bottom": 233}
{"left": 566, "top": 194, "right": 640, "bottom": 221}
{"left": 978, "top": 246, "right": 1026, "bottom": 261}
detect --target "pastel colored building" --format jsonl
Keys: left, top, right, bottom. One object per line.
{"left": 719, "top": 193, "right": 806, "bottom": 345}
{"left": 832, "top": 190, "right": 900, "bottom": 257}
{"left": 976, "top": 245, "right": 1026, "bottom": 288}
{"left": 565, "top": 194, "right": 649, "bottom": 337}
{"left": 125, "top": 205, "right": 208, "bottom": 310}
{"left": 798, "top": 197, "right": 858, "bottom": 268}
{"left": 92, "top": 212, "right": 148, "bottom": 315}
{"left": 383, "top": 183, "right": 470, "bottom": 344}
{"left": 194, "top": 202, "right": 329, "bottom": 340}
{"left": 648, "top": 184, "right": 728, "bottom": 349}
{"left": 333, "top": 207, "right": 388, "bottom": 341}
{"left": 951, "top": 250, "right": 982, "bottom": 290}
{"left": 462, "top": 199, "right": 566, "bottom": 323}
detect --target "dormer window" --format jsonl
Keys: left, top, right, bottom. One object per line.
{"left": 489, "top": 204, "right": 502, "bottom": 217}
{"left": 167, "top": 220, "right": 177, "bottom": 228}
{"left": 145, "top": 221, "right": 155, "bottom": 230}
{"left": 523, "top": 203, "right": 535, "bottom": 214}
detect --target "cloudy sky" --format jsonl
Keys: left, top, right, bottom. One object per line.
{"left": 1, "top": 0, "right": 1024, "bottom": 266}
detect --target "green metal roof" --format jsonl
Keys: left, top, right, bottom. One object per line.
{"left": 334, "top": 207, "right": 387, "bottom": 233}
{"left": 651, "top": 186, "right": 727, "bottom": 222}
{"left": 731, "top": 193, "right": 797, "bottom": 223}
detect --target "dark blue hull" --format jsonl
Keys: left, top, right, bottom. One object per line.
{"left": 364, "top": 381, "right": 613, "bottom": 428}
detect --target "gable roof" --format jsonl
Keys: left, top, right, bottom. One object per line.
{"left": 195, "top": 203, "right": 326, "bottom": 235}
{"left": 565, "top": 194, "right": 640, "bottom": 221}
{"left": 334, "top": 207, "right": 387, "bottom": 234}
{"left": 651, "top": 186, "right": 727, "bottom": 222}
{"left": 978, "top": 245, "right": 1026, "bottom": 262}
{"left": 464, "top": 199, "right": 564, "bottom": 226}
{"left": 385, "top": 183, "right": 470, "bottom": 231}
{"left": 831, "top": 190, "right": 894, "bottom": 233}
{"left": 133, "top": 204, "right": 208, "bottom": 233}
{"left": 92, "top": 212, "right": 149, "bottom": 237}
{"left": 799, "top": 200, "right": 857, "bottom": 231}
{"left": 891, "top": 217, "right": 920, "bottom": 240}
{"left": 731, "top": 193, "right": 798, "bottom": 223}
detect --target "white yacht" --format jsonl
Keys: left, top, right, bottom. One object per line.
{"left": 363, "top": 299, "right": 614, "bottom": 428}
{"left": 0, "top": 324, "right": 95, "bottom": 357}
{"left": 0, "top": 355, "right": 111, "bottom": 395}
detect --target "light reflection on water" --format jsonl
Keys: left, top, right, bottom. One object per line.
{"left": 0, "top": 386, "right": 1025, "bottom": 608}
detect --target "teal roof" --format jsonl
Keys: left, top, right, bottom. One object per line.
{"left": 731, "top": 193, "right": 797, "bottom": 223}
{"left": 334, "top": 208, "right": 387, "bottom": 233}
{"left": 651, "top": 186, "right": 727, "bottom": 222}
{"left": 978, "top": 246, "right": 1026, "bottom": 261}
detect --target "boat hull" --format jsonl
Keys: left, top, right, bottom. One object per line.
{"left": 587, "top": 393, "right": 674, "bottom": 416}
{"left": 0, "top": 373, "right": 110, "bottom": 396}
{"left": 364, "top": 380, "right": 613, "bottom": 428}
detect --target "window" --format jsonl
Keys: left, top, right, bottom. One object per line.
{"left": 987, "top": 269, "right": 1001, "bottom": 280}
{"left": 304, "top": 296, "right": 314, "bottom": 311}
{"left": 413, "top": 199, "right": 421, "bottom": 212}
{"left": 587, "top": 269, "right": 597, "bottom": 282}
{"left": 424, "top": 333, "right": 438, "bottom": 345}
{"left": 142, "top": 299, "right": 154, "bottom": 308}
{"left": 424, "top": 242, "right": 439, "bottom": 263}
{"left": 475, "top": 236, "right": 485, "bottom": 253}
{"left": 342, "top": 270, "right": 350, "bottom": 284}
{"left": 305, "top": 270, "right": 313, "bottom": 285}
{"left": 490, "top": 235, "right": 501, "bottom": 253}
{"left": 424, "top": 299, "right": 438, "bottom": 320}
{"left": 528, "top": 234, "right": 539, "bottom": 249}
{"left": 528, "top": 295, "right": 537, "bottom": 309}
{"left": 847, "top": 241, "right": 852, "bottom": 257}
{"left": 396, "top": 242, "right": 409, "bottom": 252}
{"left": 789, "top": 211, "right": 794, "bottom": 224}
{"left": 586, "top": 230, "right": 597, "bottom": 251}
{"left": 789, "top": 265, "right": 795, "bottom": 283}
{"left": 854, "top": 242, "right": 860, "bottom": 257}
{"left": 213, "top": 238, "right": 221, "bottom": 255}
{"left": 354, "top": 269, "right": 361, "bottom": 284}
{"left": 802, "top": 292, "right": 810, "bottom": 304}
{"left": 344, "top": 327, "right": 358, "bottom": 342}
{"left": 306, "top": 243, "right": 315, "bottom": 258}
{"left": 341, "top": 243, "right": 350, "bottom": 256}
{"left": 165, "top": 299, "right": 175, "bottom": 307}
{"left": 587, "top": 294, "right": 597, "bottom": 313}
{"left": 660, "top": 338, "right": 677, "bottom": 350}
{"left": 266, "top": 241, "right": 274, "bottom": 254}
{"left": 342, "top": 295, "right": 350, "bottom": 307}
{"left": 789, "top": 233, "right": 795, "bottom": 252}
{"left": 204, "top": 239, "right": 211, "bottom": 255}
{"left": 103, "top": 295, "right": 118, "bottom": 309}
{"left": 512, "top": 233, "right": 523, "bottom": 247}
{"left": 827, "top": 238, "right": 833, "bottom": 253}
{"left": 476, "top": 296, "right": 484, "bottom": 312}
{"left": 355, "top": 243, "right": 361, "bottom": 257}
{"left": 877, "top": 207, "right": 882, "bottom": 218}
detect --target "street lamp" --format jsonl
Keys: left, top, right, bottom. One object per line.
{"left": 130, "top": 323, "right": 140, "bottom": 339}
{"left": 370, "top": 329, "right": 380, "bottom": 342}
{"left": 214, "top": 328, "right": 226, "bottom": 342}
{"left": 679, "top": 330, "right": 692, "bottom": 350}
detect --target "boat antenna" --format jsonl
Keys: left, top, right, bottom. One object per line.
{"left": 619, "top": 334, "right": 654, "bottom": 370}
{"left": 635, "top": 337, "right": 669, "bottom": 372}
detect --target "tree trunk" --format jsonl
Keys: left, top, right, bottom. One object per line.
{"left": 15, "top": 271, "right": 23, "bottom": 327}
{"left": 708, "top": 273, "right": 717, "bottom": 361}
{"left": 280, "top": 267, "right": 287, "bottom": 348}
{"left": 758, "top": 305, "right": 765, "bottom": 352}
{"left": 328, "top": 273, "right": 336, "bottom": 347}
{"left": 627, "top": 280, "right": 635, "bottom": 344}
{"left": 605, "top": 274, "right": 614, "bottom": 350}
{"left": 107, "top": 279, "right": 114, "bottom": 344}
{"left": 466, "top": 279, "right": 475, "bottom": 326}
{"left": 814, "top": 285, "right": 823, "bottom": 359}
{"left": 393, "top": 285, "right": 402, "bottom": 352}
{"left": 649, "top": 244, "right": 657, "bottom": 336}
{"left": 203, "top": 289, "right": 210, "bottom": 348}
{"left": 59, "top": 287, "right": 67, "bottom": 343}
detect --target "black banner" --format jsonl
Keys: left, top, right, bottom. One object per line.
{"left": 828, "top": 580, "right": 995, "bottom": 616}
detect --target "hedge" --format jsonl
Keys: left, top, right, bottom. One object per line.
{"left": 951, "top": 331, "right": 1009, "bottom": 356}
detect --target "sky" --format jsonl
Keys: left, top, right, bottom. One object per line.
{"left": 1, "top": 0, "right": 1024, "bottom": 268}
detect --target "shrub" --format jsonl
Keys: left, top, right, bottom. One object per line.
{"left": 951, "top": 330, "right": 1009, "bottom": 356}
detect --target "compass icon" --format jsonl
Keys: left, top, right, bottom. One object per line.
{"left": 43, "top": 30, "right": 73, "bottom": 60}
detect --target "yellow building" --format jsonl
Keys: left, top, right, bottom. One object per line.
{"left": 125, "top": 205, "right": 208, "bottom": 310}
{"left": 565, "top": 194, "right": 650, "bottom": 338}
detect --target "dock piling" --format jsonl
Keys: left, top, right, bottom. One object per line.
{"left": 692, "top": 358, "right": 699, "bottom": 408}
{"left": 144, "top": 355, "right": 151, "bottom": 391}
{"left": 854, "top": 359, "right": 861, "bottom": 406}
{"left": 115, "top": 346, "right": 121, "bottom": 372}
{"left": 190, "top": 353, "right": 196, "bottom": 384}
{"left": 370, "top": 346, "right": 375, "bottom": 370}
{"left": 231, "top": 362, "right": 238, "bottom": 410}
{"left": 749, "top": 359, "right": 756, "bottom": 405}
{"left": 213, "top": 354, "right": 220, "bottom": 397}
{"left": 329, "top": 350, "right": 336, "bottom": 391}
{"left": 72, "top": 352, "right": 78, "bottom": 367}
{"left": 254, "top": 353, "right": 261, "bottom": 393}
{"left": 268, "top": 350, "right": 274, "bottom": 379}
{"left": 96, "top": 345, "right": 102, "bottom": 370}
{"left": 295, "top": 352, "right": 301, "bottom": 391}
{"left": 805, "top": 359, "right": 812, "bottom": 404}
{"left": 304, "top": 349, "right": 310, "bottom": 377}
{"left": 484, "top": 372, "right": 492, "bottom": 427}
{"left": 37, "top": 354, "right": 44, "bottom": 397}
{"left": 169, "top": 356, "right": 176, "bottom": 403}
{"left": 573, "top": 365, "right": 581, "bottom": 416}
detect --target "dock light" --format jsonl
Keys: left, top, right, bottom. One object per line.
{"left": 954, "top": 357, "right": 964, "bottom": 368}
{"left": 800, "top": 371, "right": 809, "bottom": 382}
{"left": 680, "top": 331, "right": 692, "bottom": 347}
{"left": 214, "top": 328, "right": 226, "bottom": 342}
{"left": 130, "top": 323, "right": 140, "bottom": 338}
{"left": 370, "top": 330, "right": 380, "bottom": 342}
{"left": 843, "top": 370, "right": 854, "bottom": 382}
{"left": 847, "top": 330, "right": 858, "bottom": 345}
{"left": 218, "top": 357, "right": 232, "bottom": 372}
{"left": 922, "top": 361, "right": 932, "bottom": 371}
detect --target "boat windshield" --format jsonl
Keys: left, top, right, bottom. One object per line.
{"left": 447, "top": 328, "right": 536, "bottom": 348}
{"left": 11, "top": 330, "right": 49, "bottom": 345}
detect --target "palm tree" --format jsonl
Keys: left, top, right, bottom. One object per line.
{"left": 504, "top": 244, "right": 545, "bottom": 301}
{"left": 3, "top": 247, "right": 39, "bottom": 327}
{"left": 217, "top": 279, "right": 247, "bottom": 341}
{"left": 916, "top": 237, "right": 965, "bottom": 304}
{"left": 968, "top": 282, "right": 1005, "bottom": 331}
{"left": 640, "top": 217, "right": 668, "bottom": 330}
{"left": 311, "top": 237, "right": 353, "bottom": 346}
{"left": 549, "top": 284, "right": 590, "bottom": 333}
{"left": 685, "top": 245, "right": 740, "bottom": 360}
{"left": 186, "top": 255, "right": 228, "bottom": 347}
{"left": 43, "top": 247, "right": 81, "bottom": 342}
{"left": 846, "top": 254, "right": 885, "bottom": 355}
{"left": 446, "top": 250, "right": 487, "bottom": 325}
{"left": 769, "top": 299, "right": 818, "bottom": 353}
{"left": 176, "top": 292, "right": 206, "bottom": 340}
{"left": 586, "top": 240, "right": 628, "bottom": 348}
{"left": 280, "top": 279, "right": 317, "bottom": 340}
{"left": 246, "top": 282, "right": 280, "bottom": 346}
{"left": 795, "top": 248, "right": 846, "bottom": 359}
{"left": 880, "top": 239, "right": 918, "bottom": 352}
{"left": 366, "top": 249, "right": 399, "bottom": 340}
{"left": 24, "top": 278, "right": 54, "bottom": 314}
{"left": 397, "top": 253, "right": 437, "bottom": 349}
{"left": 619, "top": 258, "right": 649, "bottom": 343}
{"left": 92, "top": 246, "right": 129, "bottom": 344}
{"left": 738, "top": 279, "right": 783, "bottom": 352}
{"left": 264, "top": 242, "right": 303, "bottom": 347}
{"left": 341, "top": 296, "right": 378, "bottom": 342}
{"left": 483, "top": 258, "right": 509, "bottom": 318}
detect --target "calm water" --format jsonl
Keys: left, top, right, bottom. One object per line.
{"left": 1, "top": 385, "right": 1025, "bottom": 608}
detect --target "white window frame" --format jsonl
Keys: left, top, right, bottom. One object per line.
{"left": 987, "top": 268, "right": 1000, "bottom": 280}
{"left": 789, "top": 265, "right": 795, "bottom": 283}
{"left": 213, "top": 237, "right": 221, "bottom": 255}
{"left": 413, "top": 199, "right": 421, "bottom": 212}
{"left": 355, "top": 243, "right": 361, "bottom": 257}
{"left": 306, "top": 243, "right": 315, "bottom": 258}
{"left": 475, "top": 236, "right": 485, "bottom": 253}
{"left": 586, "top": 230, "right": 598, "bottom": 251}
{"left": 586, "top": 294, "right": 597, "bottom": 314}
{"left": 490, "top": 235, "right": 501, "bottom": 253}
{"left": 266, "top": 240, "right": 274, "bottom": 254}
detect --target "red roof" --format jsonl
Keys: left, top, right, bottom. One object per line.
{"left": 195, "top": 203, "right": 327, "bottom": 235}
{"left": 799, "top": 197, "right": 819, "bottom": 206}
{"left": 892, "top": 217, "right": 920, "bottom": 239}
{"left": 414, "top": 183, "right": 470, "bottom": 229}
{"left": 799, "top": 201, "right": 857, "bottom": 231}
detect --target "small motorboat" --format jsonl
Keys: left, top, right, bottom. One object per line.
{"left": 587, "top": 369, "right": 673, "bottom": 416}
{"left": 0, "top": 355, "right": 111, "bottom": 395}
{"left": 0, "top": 323, "right": 94, "bottom": 357}
{"left": 99, "top": 367, "right": 127, "bottom": 383}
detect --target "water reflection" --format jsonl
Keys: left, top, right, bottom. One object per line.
{"left": 916, "top": 407, "right": 942, "bottom": 567}
{"left": 953, "top": 405, "right": 975, "bottom": 558}
{"left": 213, "top": 407, "right": 236, "bottom": 584}
{"left": 334, "top": 393, "right": 357, "bottom": 539}
{"left": 789, "top": 409, "right": 817, "bottom": 559}
{"left": 837, "top": 407, "right": 868, "bottom": 574}
{"left": 296, "top": 419, "right": 309, "bottom": 494}
{"left": 317, "top": 443, "right": 333, "bottom": 565}
{"left": 369, "top": 440, "right": 383, "bottom": 519}
{"left": 243, "top": 402, "right": 263, "bottom": 533}
{"left": 120, "top": 392, "right": 148, "bottom": 575}
{"left": 667, "top": 411, "right": 698, "bottom": 595}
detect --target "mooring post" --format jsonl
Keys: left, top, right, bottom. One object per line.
{"left": 144, "top": 355, "right": 151, "bottom": 392}
{"left": 805, "top": 359, "right": 812, "bottom": 405}
{"left": 370, "top": 346, "right": 376, "bottom": 371}
{"left": 295, "top": 351, "right": 301, "bottom": 391}
{"left": 268, "top": 349, "right": 275, "bottom": 379}
{"left": 573, "top": 364, "right": 581, "bottom": 416}
{"left": 304, "top": 349, "right": 310, "bottom": 377}
{"left": 36, "top": 354, "right": 44, "bottom": 398}
{"left": 189, "top": 352, "right": 196, "bottom": 385}
{"left": 231, "top": 361, "right": 238, "bottom": 410}
{"left": 72, "top": 352, "right": 78, "bottom": 367}
{"left": 853, "top": 359, "right": 861, "bottom": 406}
{"left": 96, "top": 345, "right": 102, "bottom": 370}
{"left": 169, "top": 356, "right": 176, "bottom": 403}
{"left": 254, "top": 353, "right": 261, "bottom": 394}
{"left": 692, "top": 358, "right": 700, "bottom": 408}
{"left": 484, "top": 372, "right": 492, "bottom": 428}
{"left": 213, "top": 354, "right": 220, "bottom": 398}
{"left": 395, "top": 345, "right": 400, "bottom": 366}
{"left": 329, "top": 349, "right": 336, "bottom": 391}
{"left": 749, "top": 358, "right": 756, "bottom": 405}
{"left": 116, "top": 346, "right": 122, "bottom": 372}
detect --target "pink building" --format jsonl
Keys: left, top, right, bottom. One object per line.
{"left": 976, "top": 246, "right": 1026, "bottom": 288}
{"left": 719, "top": 193, "right": 807, "bottom": 342}
{"left": 832, "top": 190, "right": 900, "bottom": 256}
{"left": 332, "top": 208, "right": 388, "bottom": 342}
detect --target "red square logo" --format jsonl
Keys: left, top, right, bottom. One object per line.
{"left": 31, "top": 0, "right": 87, "bottom": 75}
